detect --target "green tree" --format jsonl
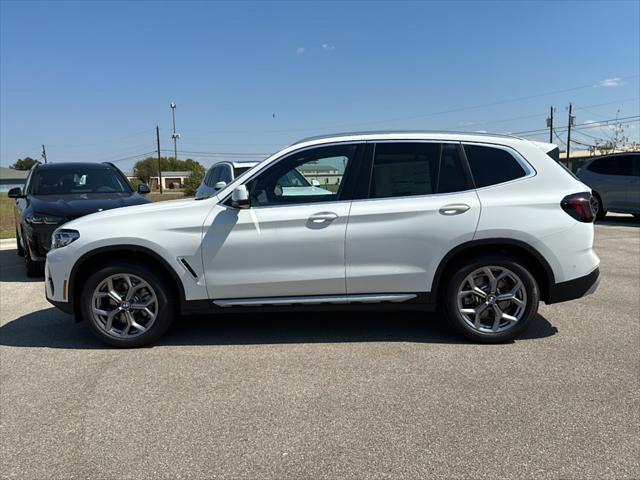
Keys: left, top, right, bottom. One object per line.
{"left": 183, "top": 168, "right": 205, "bottom": 197}
{"left": 10, "top": 157, "right": 40, "bottom": 170}
{"left": 132, "top": 157, "right": 205, "bottom": 185}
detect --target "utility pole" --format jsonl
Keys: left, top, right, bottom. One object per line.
{"left": 546, "top": 106, "right": 554, "bottom": 144}
{"left": 170, "top": 101, "right": 180, "bottom": 161}
{"left": 41, "top": 144, "right": 48, "bottom": 164}
{"left": 156, "top": 125, "right": 163, "bottom": 194}
{"left": 566, "top": 103, "right": 575, "bottom": 171}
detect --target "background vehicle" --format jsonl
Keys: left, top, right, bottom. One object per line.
{"left": 9, "top": 162, "right": 151, "bottom": 276}
{"left": 577, "top": 152, "right": 640, "bottom": 219}
{"left": 44, "top": 132, "right": 599, "bottom": 347}
{"left": 195, "top": 161, "right": 257, "bottom": 199}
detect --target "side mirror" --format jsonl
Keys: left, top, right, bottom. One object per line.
{"left": 231, "top": 185, "right": 250, "bottom": 209}
{"left": 137, "top": 183, "right": 151, "bottom": 194}
{"left": 8, "top": 187, "right": 23, "bottom": 198}
{"left": 214, "top": 181, "right": 227, "bottom": 191}
{"left": 311, "top": 179, "right": 320, "bottom": 186}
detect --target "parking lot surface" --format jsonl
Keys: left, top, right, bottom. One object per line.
{"left": 1, "top": 217, "right": 639, "bottom": 479}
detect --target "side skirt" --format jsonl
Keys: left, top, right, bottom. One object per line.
{"left": 180, "top": 293, "right": 435, "bottom": 315}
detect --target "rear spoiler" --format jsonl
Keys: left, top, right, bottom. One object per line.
{"left": 531, "top": 141, "right": 560, "bottom": 162}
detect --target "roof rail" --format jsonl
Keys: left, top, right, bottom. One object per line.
{"left": 291, "top": 130, "right": 525, "bottom": 146}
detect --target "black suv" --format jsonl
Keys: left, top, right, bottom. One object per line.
{"left": 9, "top": 162, "right": 151, "bottom": 276}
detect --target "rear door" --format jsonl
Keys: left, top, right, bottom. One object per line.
{"left": 628, "top": 154, "right": 640, "bottom": 213}
{"left": 586, "top": 156, "right": 632, "bottom": 210}
{"left": 345, "top": 141, "right": 480, "bottom": 295}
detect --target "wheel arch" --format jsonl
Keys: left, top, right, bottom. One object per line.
{"left": 69, "top": 245, "right": 187, "bottom": 321}
{"left": 432, "top": 239, "right": 555, "bottom": 304}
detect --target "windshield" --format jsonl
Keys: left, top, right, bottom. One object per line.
{"left": 31, "top": 167, "right": 132, "bottom": 195}
{"left": 233, "top": 166, "right": 253, "bottom": 177}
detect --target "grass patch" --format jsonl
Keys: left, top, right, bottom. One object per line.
{"left": 0, "top": 194, "right": 16, "bottom": 239}
{"left": 0, "top": 191, "right": 187, "bottom": 239}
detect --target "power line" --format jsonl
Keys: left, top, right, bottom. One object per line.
{"left": 181, "top": 75, "right": 640, "bottom": 135}
{"left": 513, "top": 115, "right": 640, "bottom": 135}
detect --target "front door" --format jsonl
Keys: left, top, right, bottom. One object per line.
{"left": 201, "top": 143, "right": 363, "bottom": 300}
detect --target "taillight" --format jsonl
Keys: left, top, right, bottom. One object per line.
{"left": 561, "top": 192, "right": 595, "bottom": 223}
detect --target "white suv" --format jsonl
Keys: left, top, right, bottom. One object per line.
{"left": 45, "top": 132, "right": 600, "bottom": 347}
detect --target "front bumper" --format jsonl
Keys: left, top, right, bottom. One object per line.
{"left": 24, "top": 223, "right": 58, "bottom": 261}
{"left": 45, "top": 249, "right": 75, "bottom": 316}
{"left": 547, "top": 267, "right": 600, "bottom": 304}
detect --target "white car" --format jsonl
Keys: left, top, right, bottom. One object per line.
{"left": 45, "top": 131, "right": 600, "bottom": 347}
{"left": 195, "top": 161, "right": 258, "bottom": 199}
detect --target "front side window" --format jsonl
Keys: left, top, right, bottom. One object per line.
{"left": 588, "top": 156, "right": 633, "bottom": 176}
{"left": 218, "top": 165, "right": 232, "bottom": 183}
{"left": 246, "top": 144, "right": 357, "bottom": 206}
{"left": 31, "top": 168, "right": 132, "bottom": 195}
{"left": 464, "top": 144, "right": 527, "bottom": 188}
{"left": 369, "top": 142, "right": 470, "bottom": 199}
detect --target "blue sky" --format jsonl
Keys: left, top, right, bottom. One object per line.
{"left": 1, "top": 0, "right": 639, "bottom": 170}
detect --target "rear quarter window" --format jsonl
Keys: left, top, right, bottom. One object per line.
{"left": 463, "top": 144, "right": 527, "bottom": 188}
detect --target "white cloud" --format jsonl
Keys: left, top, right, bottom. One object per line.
{"left": 596, "top": 77, "right": 622, "bottom": 87}
{"left": 321, "top": 43, "right": 335, "bottom": 50}
{"left": 296, "top": 47, "right": 305, "bottom": 54}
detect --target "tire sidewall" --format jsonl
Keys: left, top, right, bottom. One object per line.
{"left": 80, "top": 262, "right": 175, "bottom": 348}
{"left": 444, "top": 255, "right": 540, "bottom": 343}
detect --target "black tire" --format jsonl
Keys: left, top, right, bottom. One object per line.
{"left": 16, "top": 230, "right": 24, "bottom": 257}
{"left": 443, "top": 254, "right": 540, "bottom": 343}
{"left": 24, "top": 243, "right": 43, "bottom": 277}
{"left": 80, "top": 262, "right": 176, "bottom": 348}
{"left": 592, "top": 192, "right": 606, "bottom": 221}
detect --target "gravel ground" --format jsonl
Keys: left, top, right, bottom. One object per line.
{"left": 1, "top": 217, "right": 638, "bottom": 479}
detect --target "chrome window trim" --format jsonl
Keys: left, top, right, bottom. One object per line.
{"left": 219, "top": 141, "right": 364, "bottom": 208}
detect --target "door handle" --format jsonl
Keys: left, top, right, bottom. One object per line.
{"left": 439, "top": 204, "right": 470, "bottom": 216}
{"left": 308, "top": 212, "right": 338, "bottom": 223}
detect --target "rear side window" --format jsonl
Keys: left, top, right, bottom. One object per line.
{"left": 369, "top": 142, "right": 470, "bottom": 199}
{"left": 463, "top": 144, "right": 527, "bottom": 188}
{"left": 587, "top": 156, "right": 633, "bottom": 176}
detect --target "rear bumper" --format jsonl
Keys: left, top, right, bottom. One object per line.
{"left": 547, "top": 267, "right": 600, "bottom": 304}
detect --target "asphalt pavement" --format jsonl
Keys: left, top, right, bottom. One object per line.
{"left": 1, "top": 217, "right": 639, "bottom": 479}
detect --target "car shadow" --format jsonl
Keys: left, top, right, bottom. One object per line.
{"left": 597, "top": 215, "right": 639, "bottom": 228}
{"left": 0, "top": 248, "right": 43, "bottom": 283}
{"left": 0, "top": 308, "right": 558, "bottom": 350}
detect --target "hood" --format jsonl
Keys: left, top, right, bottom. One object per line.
{"left": 62, "top": 196, "right": 200, "bottom": 229}
{"left": 30, "top": 192, "right": 150, "bottom": 219}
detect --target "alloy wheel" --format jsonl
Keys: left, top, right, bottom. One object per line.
{"left": 456, "top": 266, "right": 527, "bottom": 334}
{"left": 91, "top": 273, "right": 158, "bottom": 339}
{"left": 590, "top": 195, "right": 600, "bottom": 217}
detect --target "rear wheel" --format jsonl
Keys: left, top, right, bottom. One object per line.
{"left": 591, "top": 192, "right": 606, "bottom": 220}
{"left": 443, "top": 255, "right": 539, "bottom": 343}
{"left": 80, "top": 262, "right": 176, "bottom": 347}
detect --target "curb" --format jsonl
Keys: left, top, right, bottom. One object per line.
{"left": 0, "top": 238, "right": 16, "bottom": 250}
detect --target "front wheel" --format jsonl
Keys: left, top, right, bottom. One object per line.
{"left": 80, "top": 262, "right": 176, "bottom": 347}
{"left": 443, "top": 255, "right": 540, "bottom": 343}
{"left": 16, "top": 230, "right": 24, "bottom": 257}
{"left": 24, "top": 243, "right": 43, "bottom": 277}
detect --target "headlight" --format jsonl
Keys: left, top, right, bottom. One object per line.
{"left": 51, "top": 229, "right": 80, "bottom": 250}
{"left": 26, "top": 213, "right": 64, "bottom": 225}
